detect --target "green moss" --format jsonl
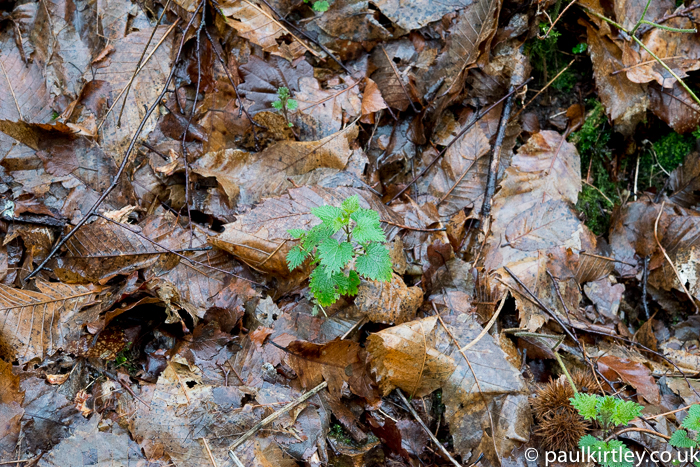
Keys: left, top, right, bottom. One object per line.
{"left": 525, "top": 25, "right": 578, "bottom": 93}
{"left": 329, "top": 423, "right": 355, "bottom": 445}
{"left": 637, "top": 131, "right": 697, "bottom": 192}
{"left": 569, "top": 101, "right": 620, "bottom": 235}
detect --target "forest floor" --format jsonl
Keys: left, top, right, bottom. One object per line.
{"left": 1, "top": 0, "right": 700, "bottom": 465}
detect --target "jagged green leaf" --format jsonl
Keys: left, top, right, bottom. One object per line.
{"left": 286, "top": 246, "right": 309, "bottom": 270}
{"left": 317, "top": 238, "right": 353, "bottom": 274}
{"left": 570, "top": 393, "right": 599, "bottom": 420}
{"left": 670, "top": 430, "right": 697, "bottom": 448}
{"left": 356, "top": 242, "right": 392, "bottom": 281}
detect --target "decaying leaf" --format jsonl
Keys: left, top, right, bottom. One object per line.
{"left": 597, "top": 355, "right": 661, "bottom": 404}
{"left": 484, "top": 131, "right": 593, "bottom": 331}
{"left": 355, "top": 273, "right": 423, "bottom": 325}
{"left": 192, "top": 125, "right": 358, "bottom": 206}
{"left": 0, "top": 281, "right": 100, "bottom": 363}
{"left": 366, "top": 313, "right": 530, "bottom": 462}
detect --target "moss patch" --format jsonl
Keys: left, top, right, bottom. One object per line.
{"left": 570, "top": 100, "right": 620, "bottom": 235}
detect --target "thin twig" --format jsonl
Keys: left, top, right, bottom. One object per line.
{"left": 381, "top": 44, "right": 418, "bottom": 113}
{"left": 653, "top": 201, "right": 699, "bottom": 313}
{"left": 605, "top": 427, "right": 670, "bottom": 442}
{"left": 645, "top": 403, "right": 698, "bottom": 420}
{"left": 460, "top": 295, "right": 507, "bottom": 351}
{"left": 482, "top": 72, "right": 524, "bottom": 224}
{"left": 433, "top": 303, "right": 501, "bottom": 465}
{"left": 388, "top": 79, "right": 532, "bottom": 204}
{"left": 642, "top": 255, "right": 650, "bottom": 320}
{"left": 116, "top": 0, "right": 173, "bottom": 127}
{"left": 201, "top": 438, "right": 219, "bottom": 467}
{"left": 582, "top": 179, "right": 614, "bottom": 205}
{"left": 514, "top": 59, "right": 576, "bottom": 119}
{"left": 395, "top": 388, "right": 462, "bottom": 467}
{"left": 26, "top": 2, "right": 205, "bottom": 280}
{"left": 228, "top": 381, "right": 327, "bottom": 458}
{"left": 97, "top": 19, "right": 179, "bottom": 131}
{"left": 0, "top": 59, "right": 22, "bottom": 121}
{"left": 203, "top": 26, "right": 262, "bottom": 148}
{"left": 541, "top": 0, "right": 579, "bottom": 38}
{"left": 381, "top": 220, "right": 446, "bottom": 232}
{"left": 94, "top": 214, "right": 262, "bottom": 285}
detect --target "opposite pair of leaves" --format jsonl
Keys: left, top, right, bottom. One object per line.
{"left": 570, "top": 394, "right": 643, "bottom": 427}
{"left": 579, "top": 435, "right": 633, "bottom": 467}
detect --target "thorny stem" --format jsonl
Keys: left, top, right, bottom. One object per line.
{"left": 26, "top": 1, "right": 204, "bottom": 280}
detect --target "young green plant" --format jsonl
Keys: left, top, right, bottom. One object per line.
{"left": 669, "top": 404, "right": 700, "bottom": 466}
{"left": 570, "top": 394, "right": 644, "bottom": 467}
{"left": 303, "top": 0, "right": 329, "bottom": 12}
{"left": 271, "top": 86, "right": 298, "bottom": 128}
{"left": 286, "top": 195, "right": 392, "bottom": 307}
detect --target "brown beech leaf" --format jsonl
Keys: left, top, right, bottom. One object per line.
{"left": 597, "top": 355, "right": 661, "bottom": 403}
{"left": 287, "top": 338, "right": 380, "bottom": 402}
{"left": 293, "top": 77, "right": 362, "bottom": 139}
{"left": 372, "top": 0, "right": 495, "bottom": 31}
{"left": 51, "top": 221, "right": 168, "bottom": 284}
{"left": 484, "top": 131, "right": 593, "bottom": 331}
{"left": 191, "top": 125, "right": 358, "bottom": 207}
{"left": 584, "top": 278, "right": 625, "bottom": 320}
{"left": 585, "top": 22, "right": 648, "bottom": 135}
{"left": 429, "top": 122, "right": 491, "bottom": 220}
{"left": 0, "top": 281, "right": 100, "bottom": 363}
{"left": 238, "top": 55, "right": 314, "bottom": 114}
{"left": 669, "top": 150, "right": 700, "bottom": 208}
{"left": 613, "top": 0, "right": 674, "bottom": 32}
{"left": 624, "top": 14, "right": 700, "bottom": 88}
{"left": 89, "top": 26, "right": 173, "bottom": 164}
{"left": 210, "top": 186, "right": 403, "bottom": 278}
{"left": 37, "top": 416, "right": 152, "bottom": 466}
{"left": 129, "top": 362, "right": 328, "bottom": 465}
{"left": 0, "top": 359, "right": 23, "bottom": 458}
{"left": 361, "top": 78, "right": 388, "bottom": 119}
{"left": 366, "top": 313, "right": 530, "bottom": 463}
{"left": 649, "top": 82, "right": 700, "bottom": 134}
{"left": 0, "top": 34, "right": 54, "bottom": 123}
{"left": 355, "top": 273, "right": 423, "bottom": 325}
{"left": 504, "top": 199, "right": 581, "bottom": 251}
{"left": 219, "top": 0, "right": 305, "bottom": 60}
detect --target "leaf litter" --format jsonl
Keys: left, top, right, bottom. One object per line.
{"left": 1, "top": 0, "right": 700, "bottom": 465}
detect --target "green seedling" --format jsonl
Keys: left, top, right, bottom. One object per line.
{"left": 669, "top": 404, "right": 700, "bottom": 467}
{"left": 286, "top": 195, "right": 392, "bottom": 307}
{"left": 571, "top": 394, "right": 644, "bottom": 467}
{"left": 271, "top": 86, "right": 298, "bottom": 127}
{"left": 303, "top": 0, "right": 329, "bottom": 12}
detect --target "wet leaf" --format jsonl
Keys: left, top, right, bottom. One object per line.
{"left": 366, "top": 313, "right": 530, "bottom": 463}
{"left": 597, "top": 355, "right": 661, "bottom": 404}
{"left": 0, "top": 281, "right": 100, "bottom": 363}
{"left": 192, "top": 125, "right": 358, "bottom": 207}
{"left": 355, "top": 273, "right": 423, "bottom": 325}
